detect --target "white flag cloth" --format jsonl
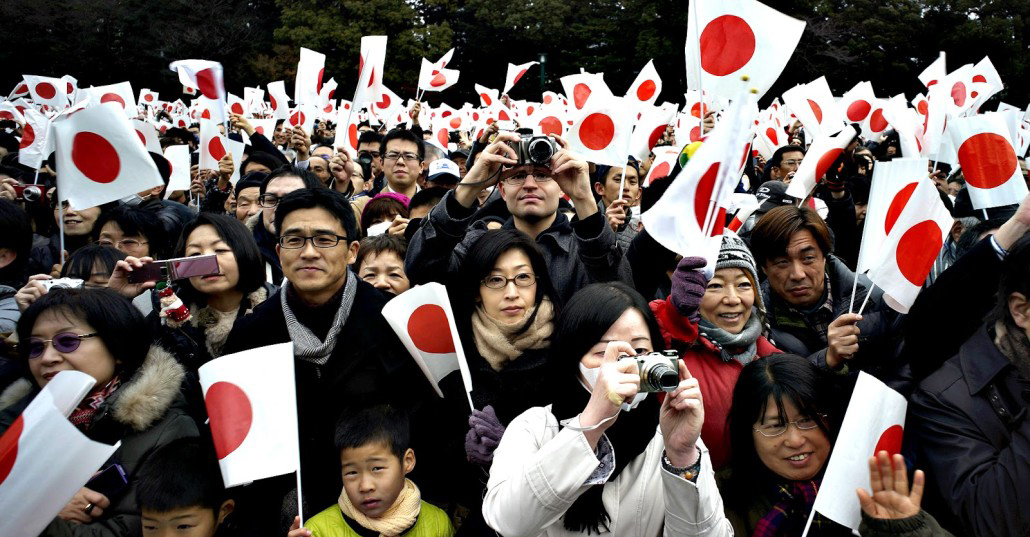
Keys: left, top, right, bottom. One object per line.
{"left": 138, "top": 88, "right": 159, "bottom": 107}
{"left": 353, "top": 36, "right": 388, "bottom": 109}
{"left": 163, "top": 144, "right": 191, "bottom": 199}
{"left": 88, "top": 82, "right": 138, "bottom": 118}
{"left": 625, "top": 59, "right": 662, "bottom": 108}
{"left": 629, "top": 104, "right": 677, "bottom": 161}
{"left": 643, "top": 146, "right": 680, "bottom": 186}
{"left": 227, "top": 93, "right": 247, "bottom": 117}
{"left": 918, "top": 52, "right": 946, "bottom": 89}
{"left": 503, "top": 61, "right": 538, "bottom": 95}
{"left": 199, "top": 118, "right": 228, "bottom": 172}
{"left": 131, "top": 119, "right": 162, "bottom": 154}
{"left": 947, "top": 113, "right": 1029, "bottom": 209}
{"left": 808, "top": 372, "right": 906, "bottom": 533}
{"left": 560, "top": 72, "right": 612, "bottom": 112}
{"left": 567, "top": 95, "right": 635, "bottom": 167}
{"left": 53, "top": 103, "right": 162, "bottom": 209}
{"left": 969, "top": 56, "right": 1004, "bottom": 105}
{"left": 0, "top": 373, "right": 120, "bottom": 537}
{"left": 168, "top": 60, "right": 226, "bottom": 122}
{"left": 382, "top": 282, "right": 473, "bottom": 402}
{"left": 474, "top": 84, "right": 500, "bottom": 108}
{"left": 418, "top": 58, "right": 460, "bottom": 92}
{"left": 726, "top": 193, "right": 761, "bottom": 232}
{"left": 785, "top": 125, "right": 857, "bottom": 201}
{"left": 782, "top": 76, "right": 841, "bottom": 139}
{"left": 227, "top": 138, "right": 246, "bottom": 184}
{"left": 294, "top": 47, "right": 326, "bottom": 106}
{"left": 533, "top": 104, "right": 568, "bottom": 139}
{"left": 17, "top": 107, "right": 50, "bottom": 170}
{"left": 856, "top": 158, "right": 929, "bottom": 274}
{"left": 23, "top": 74, "right": 69, "bottom": 110}
{"left": 318, "top": 78, "right": 338, "bottom": 110}
{"left": 685, "top": 0, "right": 805, "bottom": 100}
{"left": 882, "top": 96, "right": 922, "bottom": 159}
{"left": 286, "top": 104, "right": 318, "bottom": 134}
{"left": 0, "top": 101, "right": 25, "bottom": 123}
{"left": 867, "top": 178, "right": 952, "bottom": 313}
{"left": 199, "top": 343, "right": 299, "bottom": 488}
{"left": 266, "top": 80, "right": 291, "bottom": 120}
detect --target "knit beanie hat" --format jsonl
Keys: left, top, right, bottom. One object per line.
{"left": 717, "top": 234, "right": 759, "bottom": 290}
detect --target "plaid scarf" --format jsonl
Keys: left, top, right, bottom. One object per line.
{"left": 281, "top": 273, "right": 357, "bottom": 366}
{"left": 69, "top": 376, "right": 122, "bottom": 431}
{"left": 752, "top": 480, "right": 820, "bottom": 537}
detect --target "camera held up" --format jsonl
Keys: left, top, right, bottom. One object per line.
{"left": 506, "top": 128, "right": 558, "bottom": 167}
{"left": 619, "top": 350, "right": 681, "bottom": 392}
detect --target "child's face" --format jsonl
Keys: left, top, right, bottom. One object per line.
{"left": 340, "top": 442, "right": 415, "bottom": 519}
{"left": 141, "top": 501, "right": 233, "bottom": 537}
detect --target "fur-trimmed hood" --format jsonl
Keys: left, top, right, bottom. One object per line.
{"left": 0, "top": 344, "right": 186, "bottom": 432}
{"left": 244, "top": 211, "right": 262, "bottom": 232}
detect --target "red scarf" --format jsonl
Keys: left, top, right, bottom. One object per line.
{"left": 68, "top": 376, "right": 122, "bottom": 431}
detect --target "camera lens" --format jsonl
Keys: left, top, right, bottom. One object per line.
{"left": 22, "top": 186, "right": 41, "bottom": 202}
{"left": 527, "top": 138, "right": 554, "bottom": 165}
{"left": 644, "top": 362, "right": 679, "bottom": 391}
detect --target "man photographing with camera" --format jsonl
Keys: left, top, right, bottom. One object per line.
{"left": 406, "top": 130, "right": 631, "bottom": 303}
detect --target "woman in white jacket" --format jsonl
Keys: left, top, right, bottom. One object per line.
{"left": 483, "top": 282, "right": 731, "bottom": 537}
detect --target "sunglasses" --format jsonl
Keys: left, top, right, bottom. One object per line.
{"left": 28, "top": 332, "right": 98, "bottom": 359}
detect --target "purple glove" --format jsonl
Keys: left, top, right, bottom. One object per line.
{"left": 465, "top": 405, "right": 505, "bottom": 466}
{"left": 670, "top": 256, "right": 708, "bottom": 324}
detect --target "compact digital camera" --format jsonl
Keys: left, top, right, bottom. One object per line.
{"left": 40, "top": 278, "right": 84, "bottom": 291}
{"left": 14, "top": 184, "right": 48, "bottom": 205}
{"left": 506, "top": 129, "right": 558, "bottom": 167}
{"left": 618, "top": 350, "right": 681, "bottom": 392}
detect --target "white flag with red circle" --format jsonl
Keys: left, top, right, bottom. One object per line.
{"left": 541, "top": 91, "right": 564, "bottom": 109}
{"left": 131, "top": 119, "right": 162, "bottom": 154}
{"left": 418, "top": 58, "right": 460, "bottom": 92}
{"left": 856, "top": 158, "right": 930, "bottom": 274}
{"left": 948, "top": 113, "right": 1028, "bottom": 209}
{"left": 560, "top": 72, "right": 611, "bottom": 112}
{"left": 199, "top": 342, "right": 299, "bottom": 488}
{"left": 503, "top": 61, "right": 538, "bottom": 95}
{"left": 785, "top": 125, "right": 857, "bottom": 200}
{"left": 267, "top": 80, "right": 291, "bottom": 120}
{"left": 629, "top": 103, "right": 677, "bottom": 161}
{"left": 533, "top": 104, "right": 568, "bottom": 139}
{"left": 138, "top": 88, "right": 160, "bottom": 107}
{"left": 625, "top": 59, "right": 662, "bottom": 108}
{"left": 248, "top": 119, "right": 276, "bottom": 140}
{"left": 0, "top": 371, "right": 120, "bottom": 537}
{"left": 808, "top": 372, "right": 906, "bottom": 533}
{"left": 837, "top": 81, "right": 879, "bottom": 130}
{"left": 8, "top": 80, "right": 30, "bottom": 99}
{"left": 294, "top": 47, "right": 326, "bottom": 106}
{"left": 23, "top": 74, "right": 69, "bottom": 110}
{"left": 18, "top": 107, "right": 50, "bottom": 170}
{"left": 87, "top": 82, "right": 138, "bottom": 118}
{"left": 474, "top": 84, "right": 499, "bottom": 108}
{"left": 353, "top": 35, "right": 388, "bottom": 109}
{"left": 644, "top": 146, "right": 680, "bottom": 186}
{"left": 53, "top": 103, "right": 162, "bottom": 209}
{"left": 918, "top": 52, "right": 946, "bottom": 89}
{"left": 0, "top": 101, "right": 25, "bottom": 124}
{"left": 163, "top": 144, "right": 191, "bottom": 199}
{"left": 968, "top": 56, "right": 1004, "bottom": 105}
{"left": 319, "top": 78, "right": 338, "bottom": 110}
{"left": 940, "top": 64, "right": 975, "bottom": 115}
{"left": 371, "top": 86, "right": 401, "bottom": 120}
{"left": 169, "top": 60, "right": 226, "bottom": 122}
{"left": 782, "top": 76, "right": 841, "bottom": 139}
{"left": 685, "top": 0, "right": 805, "bottom": 100}
{"left": 199, "top": 118, "right": 229, "bottom": 171}
{"left": 867, "top": 177, "right": 951, "bottom": 313}
{"left": 382, "top": 282, "right": 473, "bottom": 403}
{"left": 287, "top": 104, "right": 317, "bottom": 134}
{"left": 567, "top": 95, "right": 635, "bottom": 167}
{"left": 227, "top": 93, "right": 247, "bottom": 117}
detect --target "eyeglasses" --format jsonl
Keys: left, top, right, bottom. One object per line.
{"left": 28, "top": 332, "right": 98, "bottom": 359}
{"left": 97, "top": 238, "right": 149, "bottom": 249}
{"left": 383, "top": 152, "right": 421, "bottom": 163}
{"left": 753, "top": 414, "right": 825, "bottom": 437}
{"left": 358, "top": 150, "right": 380, "bottom": 160}
{"left": 278, "top": 234, "right": 348, "bottom": 249}
{"left": 502, "top": 173, "right": 554, "bottom": 186}
{"left": 259, "top": 194, "right": 282, "bottom": 208}
{"left": 481, "top": 273, "right": 537, "bottom": 289}
{"left": 780, "top": 159, "right": 803, "bottom": 167}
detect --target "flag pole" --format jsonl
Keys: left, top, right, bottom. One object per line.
{"left": 58, "top": 202, "right": 66, "bottom": 265}
{"left": 690, "top": 0, "right": 705, "bottom": 135}
{"left": 856, "top": 281, "right": 876, "bottom": 316}
{"left": 800, "top": 507, "right": 817, "bottom": 537}
{"left": 848, "top": 270, "right": 863, "bottom": 314}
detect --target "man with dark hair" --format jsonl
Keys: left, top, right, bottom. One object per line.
{"left": 750, "top": 205, "right": 903, "bottom": 380}
{"left": 352, "top": 129, "right": 424, "bottom": 224}
{"left": 95, "top": 204, "right": 168, "bottom": 259}
{"left": 249, "top": 166, "right": 325, "bottom": 284}
{"left": 223, "top": 188, "right": 432, "bottom": 535}
{"left": 763, "top": 144, "right": 805, "bottom": 182}
{"left": 357, "top": 130, "right": 384, "bottom": 186}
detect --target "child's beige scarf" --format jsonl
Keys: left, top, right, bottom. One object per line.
{"left": 338, "top": 478, "right": 421, "bottom": 537}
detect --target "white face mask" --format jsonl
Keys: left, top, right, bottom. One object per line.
{"left": 578, "top": 362, "right": 648, "bottom": 412}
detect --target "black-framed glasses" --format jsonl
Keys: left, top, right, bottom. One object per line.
{"left": 383, "top": 152, "right": 421, "bottom": 163}
{"left": 278, "top": 234, "right": 348, "bottom": 249}
{"left": 97, "top": 238, "right": 149, "bottom": 249}
{"left": 259, "top": 194, "right": 282, "bottom": 208}
{"left": 502, "top": 172, "right": 554, "bottom": 186}
{"left": 28, "top": 332, "right": 98, "bottom": 359}
{"left": 753, "top": 414, "right": 826, "bottom": 437}
{"left": 481, "top": 273, "right": 536, "bottom": 289}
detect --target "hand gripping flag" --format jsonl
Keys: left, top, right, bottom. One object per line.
{"left": 947, "top": 112, "right": 1029, "bottom": 209}
{"left": 503, "top": 61, "right": 538, "bottom": 95}
{"left": 567, "top": 95, "right": 635, "bottom": 167}
{"left": 785, "top": 125, "right": 858, "bottom": 201}
{"left": 382, "top": 283, "right": 474, "bottom": 408}
{"left": 294, "top": 47, "right": 326, "bottom": 106}
{"left": 169, "top": 60, "right": 226, "bottom": 122}
{"left": 625, "top": 59, "right": 662, "bottom": 108}
{"left": 685, "top": 0, "right": 805, "bottom": 100}
{"left": 199, "top": 342, "right": 300, "bottom": 488}
{"left": 52, "top": 103, "right": 162, "bottom": 209}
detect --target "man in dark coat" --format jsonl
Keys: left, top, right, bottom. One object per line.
{"left": 222, "top": 188, "right": 435, "bottom": 536}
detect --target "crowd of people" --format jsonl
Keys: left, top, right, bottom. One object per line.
{"left": 0, "top": 89, "right": 1028, "bottom": 537}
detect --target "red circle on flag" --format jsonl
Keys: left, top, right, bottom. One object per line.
{"left": 958, "top": 133, "right": 1017, "bottom": 189}
{"left": 205, "top": 382, "right": 253, "bottom": 459}
{"left": 543, "top": 95, "right": 553, "bottom": 105}
{"left": 647, "top": 125, "right": 666, "bottom": 149}
{"left": 951, "top": 82, "right": 966, "bottom": 107}
{"left": 441, "top": 110, "right": 452, "bottom": 118}
{"left": 135, "top": 129, "right": 147, "bottom": 147}
{"left": 896, "top": 221, "right": 942, "bottom": 285}
{"left": 0, "top": 414, "right": 23, "bottom": 484}
{"left": 144, "top": 94, "right": 154, "bottom": 102}
{"left": 689, "top": 126, "right": 702, "bottom": 142}
{"left": 101, "top": 93, "right": 125, "bottom": 108}
{"left": 377, "top": 93, "right": 392, "bottom": 110}
{"left": 178, "top": 119, "right": 187, "bottom": 127}
{"left": 512, "top": 69, "right": 528, "bottom": 86}
{"left": 449, "top": 117, "right": 462, "bottom": 129}
{"left": 472, "top": 112, "right": 480, "bottom": 122}
{"left": 847, "top": 100, "right": 871, "bottom": 122}
{"left": 498, "top": 110, "right": 511, "bottom": 121}
{"left": 196, "top": 68, "right": 220, "bottom": 99}
{"left": 972, "top": 74, "right": 987, "bottom": 83}
{"left": 650, "top": 161, "right": 671, "bottom": 182}
{"left": 290, "top": 111, "right": 306, "bottom": 127}
{"left": 573, "top": 84, "right": 591, "bottom": 109}
{"left": 815, "top": 148, "right": 843, "bottom": 181}
{"left": 636, "top": 80, "right": 657, "bottom": 102}
{"left": 874, "top": 424, "right": 904, "bottom": 457}
{"left": 526, "top": 106, "right": 535, "bottom": 116}
{"left": 231, "top": 103, "right": 244, "bottom": 115}
{"left": 579, "top": 113, "right": 615, "bottom": 151}
{"left": 209, "top": 137, "right": 227, "bottom": 161}
{"left": 480, "top": 93, "right": 492, "bottom": 106}
{"left": 807, "top": 99, "right": 823, "bottom": 123}
{"left": 317, "top": 68, "right": 324, "bottom": 93}
{"left": 14, "top": 83, "right": 27, "bottom": 95}
{"left": 486, "top": 118, "right": 495, "bottom": 126}
{"left": 869, "top": 109, "right": 889, "bottom": 132}
{"left": 765, "top": 127, "right": 779, "bottom": 146}
{"left": 700, "top": 15, "right": 756, "bottom": 76}
{"left": 917, "top": 100, "right": 928, "bottom": 115}
{"left": 66, "top": 82, "right": 74, "bottom": 94}
{"left": 694, "top": 163, "right": 721, "bottom": 229}
{"left": 690, "top": 102, "right": 707, "bottom": 118}
{"left": 324, "top": 103, "right": 333, "bottom": 113}
{"left": 971, "top": 91, "right": 979, "bottom": 99}
{"left": 407, "top": 304, "right": 455, "bottom": 354}
{"left": 201, "top": 109, "right": 211, "bottom": 120}
{"left": 348, "top": 123, "right": 358, "bottom": 149}
{"left": 539, "top": 116, "right": 563, "bottom": 137}
{"left": 927, "top": 79, "right": 937, "bottom": 87}
{"left": 431, "top": 73, "right": 447, "bottom": 87}
{"left": 255, "top": 126, "right": 265, "bottom": 135}
{"left": 885, "top": 182, "right": 918, "bottom": 235}
{"left": 72, "top": 132, "right": 121, "bottom": 183}
{"left": 19, "top": 124, "right": 35, "bottom": 149}
{"left": 437, "top": 128, "right": 449, "bottom": 148}
{"left": 35, "top": 82, "right": 57, "bottom": 99}
{"left": 0, "top": 111, "right": 11, "bottom": 121}
{"left": 270, "top": 95, "right": 278, "bottom": 110}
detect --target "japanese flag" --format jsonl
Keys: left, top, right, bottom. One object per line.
{"left": 726, "top": 193, "right": 761, "bottom": 232}
{"left": 227, "top": 93, "right": 247, "bottom": 117}
{"left": 918, "top": 52, "right": 946, "bottom": 89}
{"left": 18, "top": 107, "right": 50, "bottom": 170}
{"left": 838, "top": 81, "right": 879, "bottom": 131}
{"left": 287, "top": 104, "right": 317, "bottom": 134}
{"left": 266, "top": 80, "right": 291, "bottom": 120}
{"left": 131, "top": 119, "right": 162, "bottom": 154}
{"left": 249, "top": 119, "right": 276, "bottom": 139}
{"left": 0, "top": 101, "right": 25, "bottom": 123}
{"left": 199, "top": 343, "right": 300, "bottom": 488}
{"left": 867, "top": 178, "right": 952, "bottom": 313}
{"left": 23, "top": 74, "right": 69, "bottom": 110}
{"left": 163, "top": 145, "right": 192, "bottom": 199}
{"left": 244, "top": 87, "right": 265, "bottom": 115}
{"left": 87, "top": 82, "right": 138, "bottom": 118}
{"left": 785, "top": 125, "right": 858, "bottom": 201}
{"left": 382, "top": 283, "right": 474, "bottom": 405}
{"left": 541, "top": 91, "right": 563, "bottom": 108}
{"left": 643, "top": 146, "right": 680, "bottom": 186}
{"left": 418, "top": 58, "right": 460, "bottom": 92}
{"left": 948, "top": 113, "right": 1028, "bottom": 209}
{"left": 138, "top": 88, "right": 160, "bottom": 107}
{"left": 685, "top": 0, "right": 805, "bottom": 100}
{"left": 629, "top": 103, "right": 677, "bottom": 161}
{"left": 567, "top": 95, "right": 635, "bottom": 167}
{"left": 969, "top": 56, "right": 1004, "bottom": 104}
{"left": 560, "top": 72, "right": 611, "bottom": 112}
{"left": 333, "top": 102, "right": 362, "bottom": 155}
{"left": 319, "top": 78, "right": 338, "bottom": 110}
{"left": 474, "top": 84, "right": 499, "bottom": 108}
{"left": 808, "top": 372, "right": 906, "bottom": 533}
{"left": 625, "top": 59, "right": 662, "bottom": 108}
{"left": 62, "top": 75, "right": 80, "bottom": 105}
{"left": 782, "top": 76, "right": 841, "bottom": 139}
{"left": 534, "top": 104, "right": 568, "bottom": 139}
{"left": 503, "top": 61, "right": 538, "bottom": 95}
{"left": 199, "top": 118, "right": 229, "bottom": 171}
{"left": 940, "top": 64, "right": 975, "bottom": 115}
{"left": 8, "top": 80, "right": 29, "bottom": 99}
{"left": 371, "top": 86, "right": 401, "bottom": 119}
{"left": 0, "top": 372, "right": 120, "bottom": 537}
{"left": 882, "top": 96, "right": 922, "bottom": 159}
{"left": 353, "top": 35, "right": 388, "bottom": 109}
{"left": 294, "top": 47, "right": 326, "bottom": 106}
{"left": 856, "top": 158, "right": 930, "bottom": 274}
{"left": 52, "top": 103, "right": 162, "bottom": 209}
{"left": 169, "top": 60, "right": 226, "bottom": 122}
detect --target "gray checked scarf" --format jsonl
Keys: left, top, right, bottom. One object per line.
{"left": 281, "top": 271, "right": 357, "bottom": 366}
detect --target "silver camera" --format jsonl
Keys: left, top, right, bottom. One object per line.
{"left": 618, "top": 350, "right": 681, "bottom": 392}
{"left": 507, "top": 130, "right": 558, "bottom": 167}
{"left": 40, "top": 278, "right": 84, "bottom": 291}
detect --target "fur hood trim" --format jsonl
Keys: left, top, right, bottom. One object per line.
{"left": 111, "top": 345, "right": 186, "bottom": 432}
{"left": 245, "top": 211, "right": 262, "bottom": 232}
{"left": 0, "top": 378, "right": 33, "bottom": 411}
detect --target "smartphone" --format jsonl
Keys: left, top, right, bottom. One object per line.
{"left": 126, "top": 254, "right": 220, "bottom": 283}
{"left": 86, "top": 464, "right": 128, "bottom": 498}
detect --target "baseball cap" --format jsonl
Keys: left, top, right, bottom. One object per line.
{"left": 755, "top": 180, "right": 794, "bottom": 212}
{"left": 428, "top": 159, "right": 461, "bottom": 184}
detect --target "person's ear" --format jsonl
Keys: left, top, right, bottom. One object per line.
{"left": 1008, "top": 292, "right": 1030, "bottom": 330}
{"left": 346, "top": 240, "right": 360, "bottom": 265}
{"left": 593, "top": 181, "right": 605, "bottom": 197}
{"left": 0, "top": 247, "right": 16, "bottom": 269}
{"left": 402, "top": 448, "right": 416, "bottom": 475}
{"left": 217, "top": 499, "right": 235, "bottom": 525}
